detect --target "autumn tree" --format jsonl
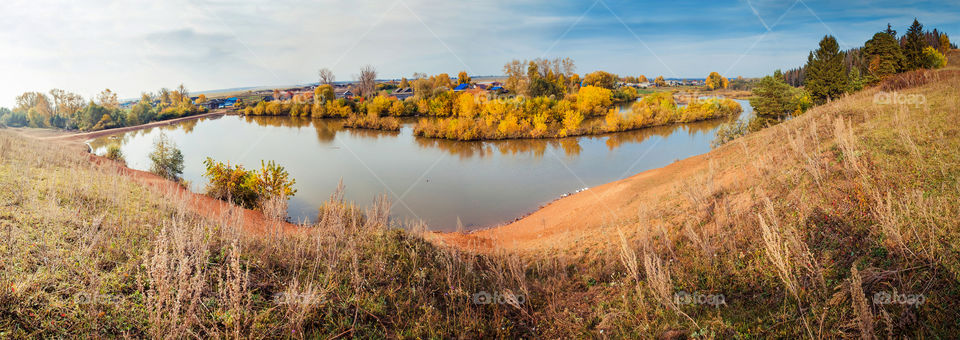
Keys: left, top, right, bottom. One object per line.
{"left": 399, "top": 77, "right": 410, "bottom": 88}
{"left": 804, "top": 35, "right": 848, "bottom": 103}
{"left": 903, "top": 19, "right": 926, "bottom": 70}
{"left": 158, "top": 88, "right": 172, "bottom": 106}
{"left": 654, "top": 76, "right": 666, "bottom": 87}
{"left": 502, "top": 60, "right": 526, "bottom": 95}
{"left": 355, "top": 65, "right": 378, "bottom": 98}
{"left": 413, "top": 77, "right": 433, "bottom": 97}
{"left": 457, "top": 71, "right": 471, "bottom": 85}
{"left": 96, "top": 89, "right": 119, "bottom": 109}
{"left": 127, "top": 94, "right": 156, "bottom": 126}
{"left": 575, "top": 86, "right": 613, "bottom": 116}
{"left": 569, "top": 74, "right": 581, "bottom": 91}
{"left": 921, "top": 46, "right": 947, "bottom": 69}
{"left": 48, "top": 89, "right": 85, "bottom": 119}
{"left": 582, "top": 71, "right": 617, "bottom": 89}
{"left": 939, "top": 33, "right": 951, "bottom": 53}
{"left": 705, "top": 72, "right": 729, "bottom": 90}
{"left": 315, "top": 84, "right": 335, "bottom": 103}
{"left": 638, "top": 75, "right": 648, "bottom": 83}
{"left": 196, "top": 94, "right": 207, "bottom": 104}
{"left": 178, "top": 84, "right": 190, "bottom": 102}
{"left": 15, "top": 91, "right": 54, "bottom": 127}
{"left": 318, "top": 67, "right": 336, "bottom": 85}
{"left": 864, "top": 30, "right": 904, "bottom": 80}
{"left": 528, "top": 77, "right": 562, "bottom": 98}
{"left": 432, "top": 73, "right": 451, "bottom": 91}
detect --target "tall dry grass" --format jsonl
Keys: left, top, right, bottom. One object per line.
{"left": 2, "top": 63, "right": 960, "bottom": 338}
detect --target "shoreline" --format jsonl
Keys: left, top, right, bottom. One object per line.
{"left": 42, "top": 109, "right": 228, "bottom": 143}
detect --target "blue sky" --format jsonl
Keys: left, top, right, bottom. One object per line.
{"left": 1, "top": 0, "right": 958, "bottom": 107}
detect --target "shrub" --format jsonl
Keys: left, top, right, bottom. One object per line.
{"left": 148, "top": 133, "right": 184, "bottom": 180}
{"left": 105, "top": 143, "right": 125, "bottom": 164}
{"left": 202, "top": 158, "right": 259, "bottom": 208}
{"left": 202, "top": 157, "right": 297, "bottom": 211}
{"left": 711, "top": 120, "right": 748, "bottom": 148}
{"left": 921, "top": 46, "right": 947, "bottom": 69}
{"left": 343, "top": 111, "right": 401, "bottom": 131}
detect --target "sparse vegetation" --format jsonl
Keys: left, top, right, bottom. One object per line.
{"left": 2, "top": 56, "right": 959, "bottom": 337}
{"left": 148, "top": 133, "right": 184, "bottom": 181}
{"left": 104, "top": 143, "right": 125, "bottom": 164}
{"left": 202, "top": 157, "right": 298, "bottom": 213}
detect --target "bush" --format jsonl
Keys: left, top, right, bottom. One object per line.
{"left": 105, "top": 143, "right": 125, "bottom": 164}
{"left": 921, "top": 46, "right": 947, "bottom": 69}
{"left": 0, "top": 110, "right": 28, "bottom": 127}
{"left": 711, "top": 120, "right": 748, "bottom": 148}
{"left": 148, "top": 133, "right": 184, "bottom": 180}
{"left": 202, "top": 157, "right": 297, "bottom": 211}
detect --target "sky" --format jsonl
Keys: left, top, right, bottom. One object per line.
{"left": 1, "top": 0, "right": 958, "bottom": 107}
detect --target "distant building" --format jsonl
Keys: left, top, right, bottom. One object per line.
{"left": 453, "top": 83, "right": 470, "bottom": 91}
{"left": 335, "top": 89, "right": 354, "bottom": 99}
{"left": 393, "top": 87, "right": 414, "bottom": 100}
{"left": 218, "top": 97, "right": 238, "bottom": 109}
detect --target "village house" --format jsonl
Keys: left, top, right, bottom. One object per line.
{"left": 392, "top": 87, "right": 415, "bottom": 100}
{"left": 335, "top": 89, "right": 354, "bottom": 99}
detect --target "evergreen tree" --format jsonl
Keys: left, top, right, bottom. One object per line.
{"left": 864, "top": 31, "right": 905, "bottom": 80}
{"left": 804, "top": 35, "right": 848, "bottom": 103}
{"left": 848, "top": 67, "right": 865, "bottom": 92}
{"left": 903, "top": 19, "right": 926, "bottom": 70}
{"left": 750, "top": 72, "right": 794, "bottom": 118}
{"left": 884, "top": 23, "right": 897, "bottom": 37}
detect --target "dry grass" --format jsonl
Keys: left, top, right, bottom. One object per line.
{"left": 2, "top": 62, "right": 960, "bottom": 337}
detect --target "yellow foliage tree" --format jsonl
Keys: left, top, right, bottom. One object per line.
{"left": 454, "top": 92, "right": 478, "bottom": 118}
{"left": 457, "top": 71, "right": 471, "bottom": 85}
{"left": 561, "top": 109, "right": 583, "bottom": 136}
{"left": 705, "top": 72, "right": 729, "bottom": 90}
{"left": 575, "top": 86, "right": 613, "bottom": 116}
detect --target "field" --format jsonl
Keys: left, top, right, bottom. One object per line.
{"left": 0, "top": 52, "right": 959, "bottom": 338}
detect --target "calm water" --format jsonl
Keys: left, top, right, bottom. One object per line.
{"left": 90, "top": 100, "right": 752, "bottom": 231}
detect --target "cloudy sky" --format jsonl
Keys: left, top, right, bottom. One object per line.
{"left": 1, "top": 0, "right": 957, "bottom": 107}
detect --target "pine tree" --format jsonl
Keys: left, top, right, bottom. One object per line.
{"left": 751, "top": 72, "right": 794, "bottom": 118}
{"left": 804, "top": 35, "right": 848, "bottom": 104}
{"left": 884, "top": 23, "right": 897, "bottom": 37}
{"left": 864, "top": 31, "right": 905, "bottom": 80}
{"left": 903, "top": 19, "right": 926, "bottom": 70}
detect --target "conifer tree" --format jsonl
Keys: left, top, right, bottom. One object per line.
{"left": 864, "top": 31, "right": 905, "bottom": 80}
{"left": 903, "top": 19, "right": 926, "bottom": 70}
{"left": 804, "top": 35, "right": 848, "bottom": 103}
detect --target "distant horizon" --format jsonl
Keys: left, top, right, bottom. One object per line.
{"left": 3, "top": 0, "right": 958, "bottom": 107}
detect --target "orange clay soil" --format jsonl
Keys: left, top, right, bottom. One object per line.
{"left": 13, "top": 115, "right": 299, "bottom": 236}
{"left": 433, "top": 117, "right": 781, "bottom": 255}
{"left": 90, "top": 154, "right": 300, "bottom": 235}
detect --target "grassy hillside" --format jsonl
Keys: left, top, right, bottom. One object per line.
{"left": 1, "top": 54, "right": 959, "bottom": 337}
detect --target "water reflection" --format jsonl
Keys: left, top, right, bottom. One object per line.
{"left": 88, "top": 99, "right": 752, "bottom": 231}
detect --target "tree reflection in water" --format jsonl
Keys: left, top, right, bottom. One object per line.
{"left": 89, "top": 113, "right": 734, "bottom": 161}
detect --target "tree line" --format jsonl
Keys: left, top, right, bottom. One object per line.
{"left": 0, "top": 85, "right": 206, "bottom": 131}
{"left": 782, "top": 19, "right": 951, "bottom": 88}
{"left": 238, "top": 61, "right": 742, "bottom": 140}
{"left": 713, "top": 19, "right": 951, "bottom": 148}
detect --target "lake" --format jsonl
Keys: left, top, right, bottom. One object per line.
{"left": 89, "top": 99, "right": 752, "bottom": 232}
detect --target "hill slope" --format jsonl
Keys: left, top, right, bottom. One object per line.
{"left": 1, "top": 53, "right": 958, "bottom": 338}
